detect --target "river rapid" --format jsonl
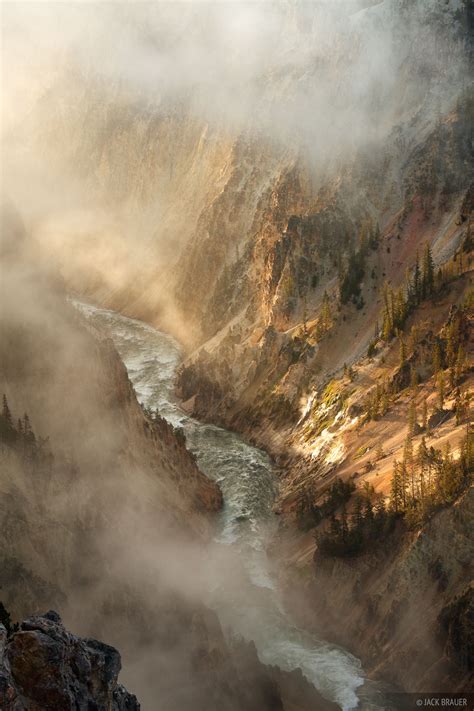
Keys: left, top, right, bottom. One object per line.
{"left": 76, "top": 302, "right": 388, "bottom": 711}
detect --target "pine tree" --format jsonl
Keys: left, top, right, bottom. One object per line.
{"left": 0, "top": 602, "right": 12, "bottom": 635}
{"left": 454, "top": 346, "right": 465, "bottom": 385}
{"left": 438, "top": 442, "right": 461, "bottom": 503}
{"left": 403, "top": 434, "right": 416, "bottom": 505}
{"left": 364, "top": 495, "right": 374, "bottom": 525}
{"left": 382, "top": 282, "right": 394, "bottom": 340}
{"left": 399, "top": 336, "right": 407, "bottom": 367}
{"left": 454, "top": 388, "right": 465, "bottom": 425}
{"left": 374, "top": 496, "right": 387, "bottom": 531}
{"left": 390, "top": 460, "right": 404, "bottom": 513}
{"left": 410, "top": 365, "right": 418, "bottom": 395}
{"left": 436, "top": 266, "right": 444, "bottom": 291}
{"left": 460, "top": 423, "right": 474, "bottom": 477}
{"left": 422, "top": 396, "right": 428, "bottom": 432}
{"left": 408, "top": 400, "right": 418, "bottom": 436}
{"left": 380, "top": 381, "right": 390, "bottom": 416}
{"left": 0, "top": 395, "right": 16, "bottom": 445}
{"left": 413, "top": 251, "right": 421, "bottom": 304}
{"left": 437, "top": 370, "right": 445, "bottom": 411}
{"left": 432, "top": 341, "right": 443, "bottom": 376}
{"left": 446, "top": 322, "right": 457, "bottom": 369}
{"left": 400, "top": 459, "right": 408, "bottom": 509}
{"left": 417, "top": 437, "right": 429, "bottom": 506}
{"left": 449, "top": 365, "right": 456, "bottom": 390}
{"left": 422, "top": 243, "right": 435, "bottom": 298}
{"left": 409, "top": 324, "right": 420, "bottom": 352}
{"left": 393, "top": 288, "right": 407, "bottom": 331}
{"left": 302, "top": 295, "right": 308, "bottom": 336}
{"left": 2, "top": 395, "right": 12, "bottom": 428}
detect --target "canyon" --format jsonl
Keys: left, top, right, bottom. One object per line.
{"left": 1, "top": 0, "right": 473, "bottom": 707}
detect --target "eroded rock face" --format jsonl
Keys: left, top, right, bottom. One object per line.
{"left": 0, "top": 610, "right": 139, "bottom": 710}
{"left": 285, "top": 489, "right": 474, "bottom": 693}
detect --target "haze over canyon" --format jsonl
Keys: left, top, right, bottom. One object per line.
{"left": 0, "top": 1, "right": 473, "bottom": 709}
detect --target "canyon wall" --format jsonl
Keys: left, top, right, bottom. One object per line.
{"left": 2, "top": 0, "right": 473, "bottom": 698}
{"left": 0, "top": 205, "right": 339, "bottom": 710}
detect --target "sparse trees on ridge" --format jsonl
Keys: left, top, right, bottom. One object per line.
{"left": 0, "top": 394, "right": 52, "bottom": 467}
{"left": 389, "top": 424, "right": 473, "bottom": 522}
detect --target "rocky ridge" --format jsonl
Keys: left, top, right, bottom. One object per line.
{"left": 0, "top": 610, "right": 139, "bottom": 710}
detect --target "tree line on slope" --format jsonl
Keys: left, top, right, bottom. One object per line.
{"left": 315, "top": 422, "right": 473, "bottom": 558}
{"left": 0, "top": 394, "right": 53, "bottom": 471}
{"left": 364, "top": 291, "right": 471, "bottom": 423}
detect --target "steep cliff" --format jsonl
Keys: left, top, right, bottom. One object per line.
{"left": 0, "top": 610, "right": 139, "bottom": 710}
{"left": 278, "top": 489, "right": 474, "bottom": 693}
{"left": 0, "top": 607, "right": 338, "bottom": 711}
{"left": 2, "top": 0, "right": 473, "bottom": 699}
{"left": 0, "top": 207, "right": 340, "bottom": 710}
{"left": 0, "top": 204, "right": 224, "bottom": 704}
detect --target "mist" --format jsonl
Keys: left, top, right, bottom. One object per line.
{"left": 0, "top": 1, "right": 471, "bottom": 708}
{"left": 0, "top": 202, "right": 265, "bottom": 708}
{"left": 1, "top": 1, "right": 468, "bottom": 326}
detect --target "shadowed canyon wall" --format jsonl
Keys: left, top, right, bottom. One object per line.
{"left": 1, "top": 0, "right": 473, "bottom": 699}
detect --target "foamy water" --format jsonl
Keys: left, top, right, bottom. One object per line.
{"left": 75, "top": 301, "right": 389, "bottom": 711}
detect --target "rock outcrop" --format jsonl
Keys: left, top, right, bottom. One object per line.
{"left": 0, "top": 610, "right": 139, "bottom": 710}
{"left": 0, "top": 606, "right": 341, "bottom": 711}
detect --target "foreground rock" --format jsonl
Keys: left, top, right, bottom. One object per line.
{"left": 0, "top": 606, "right": 340, "bottom": 711}
{"left": 0, "top": 610, "right": 139, "bottom": 710}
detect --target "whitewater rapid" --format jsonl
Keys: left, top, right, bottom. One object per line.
{"left": 75, "top": 302, "right": 383, "bottom": 711}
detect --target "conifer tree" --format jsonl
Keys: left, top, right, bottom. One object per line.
{"left": 454, "top": 346, "right": 465, "bottom": 385}
{"left": 399, "top": 336, "right": 407, "bottom": 367}
{"left": 432, "top": 341, "right": 443, "bottom": 376}
{"left": 2, "top": 395, "right": 12, "bottom": 428}
{"left": 374, "top": 496, "right": 387, "bottom": 531}
{"left": 390, "top": 460, "right": 404, "bottom": 513}
{"left": 422, "top": 243, "right": 435, "bottom": 298}
{"left": 417, "top": 437, "right": 429, "bottom": 505}
{"left": 408, "top": 400, "right": 417, "bottom": 436}
{"left": 403, "top": 434, "right": 416, "bottom": 504}
{"left": 302, "top": 295, "right": 308, "bottom": 336}
{"left": 446, "top": 322, "right": 457, "bottom": 369}
{"left": 454, "top": 388, "right": 466, "bottom": 426}
{"left": 413, "top": 251, "right": 421, "bottom": 304}
{"left": 410, "top": 365, "right": 418, "bottom": 395}
{"left": 437, "top": 370, "right": 445, "bottom": 411}
{"left": 436, "top": 267, "right": 444, "bottom": 291}
{"left": 460, "top": 423, "right": 474, "bottom": 477}
{"left": 0, "top": 395, "right": 15, "bottom": 445}
{"left": 382, "top": 282, "right": 393, "bottom": 340}
{"left": 422, "top": 396, "right": 428, "bottom": 432}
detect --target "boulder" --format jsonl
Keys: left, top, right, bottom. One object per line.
{"left": 0, "top": 610, "right": 140, "bottom": 710}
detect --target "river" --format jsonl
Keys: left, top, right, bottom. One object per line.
{"left": 75, "top": 301, "right": 387, "bottom": 711}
